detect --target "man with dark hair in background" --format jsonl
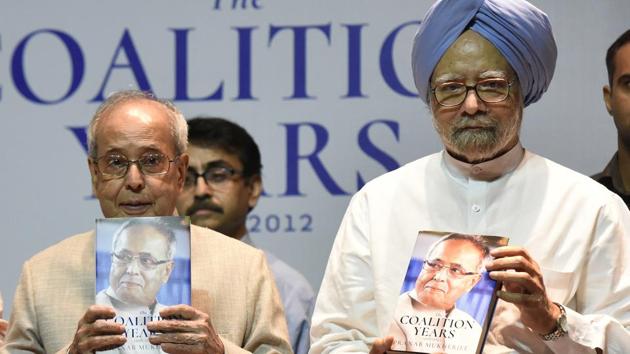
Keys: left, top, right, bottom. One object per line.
{"left": 593, "top": 29, "right": 630, "bottom": 207}
{"left": 176, "top": 117, "right": 315, "bottom": 354}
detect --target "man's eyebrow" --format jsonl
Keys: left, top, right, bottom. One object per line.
{"left": 432, "top": 70, "right": 509, "bottom": 85}
{"left": 102, "top": 147, "right": 165, "bottom": 156}
{"left": 433, "top": 73, "right": 462, "bottom": 84}
{"left": 204, "top": 160, "right": 234, "bottom": 169}
{"left": 479, "top": 70, "right": 508, "bottom": 79}
{"left": 102, "top": 148, "right": 124, "bottom": 156}
{"left": 431, "top": 258, "right": 464, "bottom": 269}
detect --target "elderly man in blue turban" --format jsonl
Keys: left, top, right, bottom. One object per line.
{"left": 311, "top": 0, "right": 630, "bottom": 353}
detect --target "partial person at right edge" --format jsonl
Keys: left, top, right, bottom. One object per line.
{"left": 175, "top": 117, "right": 315, "bottom": 354}
{"left": 0, "top": 292, "right": 7, "bottom": 347}
{"left": 592, "top": 29, "right": 630, "bottom": 207}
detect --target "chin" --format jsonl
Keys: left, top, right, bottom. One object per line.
{"left": 191, "top": 216, "right": 219, "bottom": 229}
{"left": 419, "top": 296, "right": 441, "bottom": 308}
{"left": 119, "top": 294, "right": 142, "bottom": 304}
{"left": 450, "top": 144, "right": 505, "bottom": 163}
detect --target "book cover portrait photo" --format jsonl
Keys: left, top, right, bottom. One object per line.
{"left": 95, "top": 216, "right": 191, "bottom": 353}
{"left": 388, "top": 231, "right": 509, "bottom": 354}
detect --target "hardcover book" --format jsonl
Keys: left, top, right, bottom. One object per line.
{"left": 95, "top": 216, "right": 191, "bottom": 353}
{"left": 387, "top": 231, "right": 508, "bottom": 354}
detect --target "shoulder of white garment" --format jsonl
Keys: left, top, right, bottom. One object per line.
{"left": 356, "top": 152, "right": 442, "bottom": 194}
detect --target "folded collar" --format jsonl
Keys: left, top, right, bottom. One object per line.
{"left": 443, "top": 142, "right": 525, "bottom": 182}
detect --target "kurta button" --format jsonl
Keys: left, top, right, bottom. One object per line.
{"left": 472, "top": 204, "right": 481, "bottom": 212}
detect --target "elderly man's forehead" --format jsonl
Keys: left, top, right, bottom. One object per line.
{"left": 431, "top": 31, "right": 515, "bottom": 83}
{"left": 430, "top": 238, "right": 482, "bottom": 257}
{"left": 94, "top": 98, "right": 178, "bottom": 152}
{"left": 433, "top": 70, "right": 510, "bottom": 84}
{"left": 117, "top": 225, "right": 170, "bottom": 244}
{"left": 104, "top": 99, "right": 171, "bottom": 125}
{"left": 103, "top": 96, "right": 170, "bottom": 117}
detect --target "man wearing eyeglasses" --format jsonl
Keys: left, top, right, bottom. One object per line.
{"left": 96, "top": 219, "right": 176, "bottom": 312}
{"left": 175, "top": 117, "right": 315, "bottom": 354}
{"left": 311, "top": 1, "right": 630, "bottom": 353}
{"left": 3, "top": 90, "right": 291, "bottom": 354}
{"left": 176, "top": 117, "right": 262, "bottom": 241}
{"left": 388, "top": 235, "right": 486, "bottom": 352}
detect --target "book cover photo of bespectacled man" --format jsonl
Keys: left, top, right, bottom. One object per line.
{"left": 95, "top": 216, "right": 191, "bottom": 354}
{"left": 387, "top": 231, "right": 509, "bottom": 354}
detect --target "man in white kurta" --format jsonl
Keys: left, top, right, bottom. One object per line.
{"left": 310, "top": 0, "right": 630, "bottom": 353}
{"left": 312, "top": 143, "right": 630, "bottom": 353}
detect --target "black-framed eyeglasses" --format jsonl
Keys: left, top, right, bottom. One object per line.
{"left": 423, "top": 259, "right": 479, "bottom": 278}
{"left": 184, "top": 166, "right": 243, "bottom": 189}
{"left": 112, "top": 252, "right": 171, "bottom": 271}
{"left": 431, "top": 78, "right": 514, "bottom": 107}
{"left": 93, "top": 152, "right": 178, "bottom": 179}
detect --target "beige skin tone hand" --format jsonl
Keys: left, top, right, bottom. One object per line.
{"left": 147, "top": 304, "right": 225, "bottom": 354}
{"left": 0, "top": 318, "right": 8, "bottom": 345}
{"left": 369, "top": 336, "right": 394, "bottom": 354}
{"left": 68, "top": 305, "right": 126, "bottom": 354}
{"left": 486, "top": 246, "right": 560, "bottom": 334}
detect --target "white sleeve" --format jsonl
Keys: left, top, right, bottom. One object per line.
{"left": 546, "top": 194, "right": 630, "bottom": 354}
{"left": 310, "top": 192, "right": 379, "bottom": 354}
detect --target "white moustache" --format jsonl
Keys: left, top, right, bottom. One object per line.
{"left": 454, "top": 115, "right": 498, "bottom": 130}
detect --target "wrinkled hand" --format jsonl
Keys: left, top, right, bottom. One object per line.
{"left": 369, "top": 336, "right": 393, "bottom": 354}
{"left": 68, "top": 305, "right": 126, "bottom": 354}
{"left": 486, "top": 246, "right": 560, "bottom": 334}
{"left": 0, "top": 318, "right": 8, "bottom": 345}
{"left": 147, "top": 304, "right": 224, "bottom": 354}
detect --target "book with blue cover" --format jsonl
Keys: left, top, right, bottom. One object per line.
{"left": 387, "top": 231, "right": 508, "bottom": 354}
{"left": 95, "top": 216, "right": 191, "bottom": 353}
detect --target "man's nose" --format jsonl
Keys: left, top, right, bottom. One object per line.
{"left": 194, "top": 176, "right": 213, "bottom": 197}
{"left": 124, "top": 163, "right": 145, "bottom": 192}
{"left": 432, "top": 267, "right": 449, "bottom": 281}
{"left": 125, "top": 258, "right": 141, "bottom": 274}
{"left": 461, "top": 89, "right": 487, "bottom": 116}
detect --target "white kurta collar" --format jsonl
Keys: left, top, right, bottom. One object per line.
{"left": 443, "top": 142, "right": 524, "bottom": 182}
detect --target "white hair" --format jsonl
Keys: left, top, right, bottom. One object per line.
{"left": 112, "top": 218, "right": 177, "bottom": 260}
{"left": 87, "top": 90, "right": 188, "bottom": 158}
{"left": 426, "top": 233, "right": 489, "bottom": 272}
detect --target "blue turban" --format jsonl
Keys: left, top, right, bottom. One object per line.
{"left": 412, "top": 0, "right": 557, "bottom": 107}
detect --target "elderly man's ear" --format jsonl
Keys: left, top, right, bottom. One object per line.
{"left": 467, "top": 274, "right": 482, "bottom": 291}
{"left": 162, "top": 262, "right": 175, "bottom": 284}
{"left": 175, "top": 154, "right": 190, "bottom": 190}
